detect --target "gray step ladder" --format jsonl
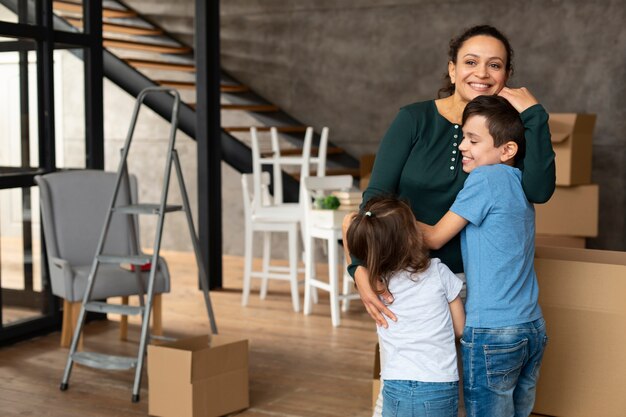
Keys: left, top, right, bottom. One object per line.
{"left": 59, "top": 86, "right": 218, "bottom": 402}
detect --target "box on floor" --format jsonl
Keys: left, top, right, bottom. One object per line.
{"left": 535, "top": 184, "right": 599, "bottom": 237}
{"left": 533, "top": 246, "right": 626, "bottom": 417}
{"left": 148, "top": 335, "right": 249, "bottom": 417}
{"left": 549, "top": 113, "right": 596, "bottom": 186}
{"left": 535, "top": 234, "right": 586, "bottom": 248}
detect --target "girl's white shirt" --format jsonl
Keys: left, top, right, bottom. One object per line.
{"left": 377, "top": 258, "right": 463, "bottom": 382}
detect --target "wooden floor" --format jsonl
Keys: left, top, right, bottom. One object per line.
{"left": 0, "top": 252, "right": 378, "bottom": 417}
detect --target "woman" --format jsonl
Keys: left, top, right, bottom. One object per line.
{"left": 342, "top": 24, "right": 555, "bottom": 416}
{"left": 345, "top": 24, "right": 555, "bottom": 325}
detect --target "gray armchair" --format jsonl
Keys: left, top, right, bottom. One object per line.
{"left": 35, "top": 170, "right": 170, "bottom": 347}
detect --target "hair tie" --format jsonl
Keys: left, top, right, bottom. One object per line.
{"left": 365, "top": 211, "right": 372, "bottom": 217}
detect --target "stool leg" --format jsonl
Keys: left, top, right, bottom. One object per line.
{"left": 341, "top": 254, "right": 351, "bottom": 312}
{"left": 328, "top": 238, "right": 340, "bottom": 327}
{"left": 341, "top": 271, "right": 352, "bottom": 312}
{"left": 242, "top": 225, "right": 254, "bottom": 306}
{"left": 303, "top": 233, "right": 315, "bottom": 315}
{"left": 260, "top": 231, "right": 271, "bottom": 299}
{"left": 310, "top": 241, "right": 319, "bottom": 305}
{"left": 288, "top": 226, "right": 300, "bottom": 312}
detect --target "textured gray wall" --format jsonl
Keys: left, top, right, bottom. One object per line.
{"left": 220, "top": 0, "right": 626, "bottom": 251}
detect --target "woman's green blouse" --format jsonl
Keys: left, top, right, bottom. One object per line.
{"left": 349, "top": 100, "right": 555, "bottom": 275}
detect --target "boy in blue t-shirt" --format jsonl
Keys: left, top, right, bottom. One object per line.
{"left": 419, "top": 95, "right": 547, "bottom": 417}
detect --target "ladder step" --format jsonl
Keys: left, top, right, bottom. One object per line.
{"left": 65, "top": 17, "right": 163, "bottom": 35}
{"left": 223, "top": 125, "right": 307, "bottom": 133}
{"left": 124, "top": 58, "right": 195, "bottom": 72}
{"left": 84, "top": 301, "right": 144, "bottom": 316}
{"left": 72, "top": 352, "right": 137, "bottom": 370}
{"left": 113, "top": 204, "right": 183, "bottom": 215}
{"left": 97, "top": 254, "right": 152, "bottom": 265}
{"left": 53, "top": 0, "right": 138, "bottom": 18}
{"left": 103, "top": 38, "right": 191, "bottom": 54}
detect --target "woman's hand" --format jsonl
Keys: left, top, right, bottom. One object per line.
{"left": 498, "top": 87, "right": 539, "bottom": 113}
{"left": 354, "top": 266, "right": 397, "bottom": 328}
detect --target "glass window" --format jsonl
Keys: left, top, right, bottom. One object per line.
{"left": 0, "top": 46, "right": 39, "bottom": 172}
{"left": 1, "top": 186, "right": 44, "bottom": 326}
{"left": 53, "top": 0, "right": 85, "bottom": 34}
{"left": 54, "top": 47, "right": 86, "bottom": 168}
{"left": 0, "top": 1, "right": 37, "bottom": 26}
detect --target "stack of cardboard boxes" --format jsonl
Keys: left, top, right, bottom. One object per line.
{"left": 535, "top": 113, "right": 598, "bottom": 248}
{"left": 533, "top": 114, "right": 626, "bottom": 415}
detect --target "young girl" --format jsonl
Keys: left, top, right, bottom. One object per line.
{"left": 346, "top": 197, "right": 465, "bottom": 417}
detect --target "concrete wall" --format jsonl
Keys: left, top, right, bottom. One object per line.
{"left": 220, "top": 0, "right": 626, "bottom": 251}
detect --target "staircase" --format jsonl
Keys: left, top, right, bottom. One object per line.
{"left": 42, "top": 0, "right": 360, "bottom": 201}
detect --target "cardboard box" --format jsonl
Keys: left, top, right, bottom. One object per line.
{"left": 372, "top": 343, "right": 381, "bottom": 410}
{"left": 535, "top": 184, "right": 599, "bottom": 237}
{"left": 148, "top": 335, "right": 249, "bottom": 417}
{"left": 535, "top": 234, "right": 586, "bottom": 248}
{"left": 549, "top": 113, "right": 596, "bottom": 186}
{"left": 533, "top": 247, "right": 626, "bottom": 417}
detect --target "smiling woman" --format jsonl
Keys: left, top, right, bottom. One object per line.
{"left": 341, "top": 24, "right": 556, "bottom": 417}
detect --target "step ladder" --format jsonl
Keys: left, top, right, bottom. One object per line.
{"left": 59, "top": 87, "right": 218, "bottom": 402}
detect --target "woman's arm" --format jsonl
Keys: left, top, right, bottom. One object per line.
{"left": 449, "top": 296, "right": 465, "bottom": 338}
{"left": 354, "top": 266, "right": 397, "bottom": 328}
{"left": 418, "top": 211, "right": 468, "bottom": 250}
{"left": 499, "top": 87, "right": 556, "bottom": 203}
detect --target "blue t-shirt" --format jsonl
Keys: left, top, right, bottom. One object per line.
{"left": 450, "top": 164, "right": 542, "bottom": 327}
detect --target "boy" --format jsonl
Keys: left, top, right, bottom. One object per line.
{"left": 419, "top": 95, "right": 548, "bottom": 417}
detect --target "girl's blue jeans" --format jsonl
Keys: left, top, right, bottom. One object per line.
{"left": 382, "top": 380, "right": 459, "bottom": 417}
{"left": 460, "top": 317, "right": 548, "bottom": 417}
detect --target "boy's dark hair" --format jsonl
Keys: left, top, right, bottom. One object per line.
{"left": 346, "top": 196, "right": 430, "bottom": 296}
{"left": 438, "top": 25, "right": 514, "bottom": 98}
{"left": 462, "top": 95, "right": 526, "bottom": 162}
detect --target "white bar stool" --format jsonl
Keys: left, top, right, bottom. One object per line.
{"left": 302, "top": 175, "right": 361, "bottom": 326}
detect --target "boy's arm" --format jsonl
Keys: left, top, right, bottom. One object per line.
{"left": 418, "top": 211, "right": 468, "bottom": 250}
{"left": 449, "top": 296, "right": 465, "bottom": 338}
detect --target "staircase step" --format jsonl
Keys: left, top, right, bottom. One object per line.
{"left": 261, "top": 146, "right": 344, "bottom": 158}
{"left": 53, "top": 0, "right": 137, "bottom": 18}
{"left": 103, "top": 38, "right": 191, "bottom": 54}
{"left": 97, "top": 254, "right": 152, "bottom": 265}
{"left": 224, "top": 126, "right": 308, "bottom": 133}
{"left": 124, "top": 58, "right": 195, "bottom": 72}
{"left": 84, "top": 301, "right": 144, "bottom": 316}
{"left": 113, "top": 204, "right": 183, "bottom": 215}
{"left": 155, "top": 80, "right": 251, "bottom": 93}
{"left": 221, "top": 104, "right": 279, "bottom": 112}
{"left": 65, "top": 17, "right": 163, "bottom": 35}
{"left": 221, "top": 84, "right": 251, "bottom": 93}
{"left": 72, "top": 352, "right": 137, "bottom": 370}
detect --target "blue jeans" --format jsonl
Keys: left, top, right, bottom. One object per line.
{"left": 460, "top": 318, "right": 548, "bottom": 417}
{"left": 382, "top": 380, "right": 459, "bottom": 417}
